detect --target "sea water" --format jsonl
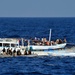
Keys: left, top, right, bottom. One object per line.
{"left": 0, "top": 17, "right": 75, "bottom": 75}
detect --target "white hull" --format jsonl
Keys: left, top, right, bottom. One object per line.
{"left": 30, "top": 43, "right": 66, "bottom": 50}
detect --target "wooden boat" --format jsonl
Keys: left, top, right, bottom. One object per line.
{"left": 28, "top": 29, "right": 66, "bottom": 50}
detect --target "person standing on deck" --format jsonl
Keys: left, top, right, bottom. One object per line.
{"left": 13, "top": 49, "right": 16, "bottom": 56}
{"left": 2, "top": 48, "right": 6, "bottom": 55}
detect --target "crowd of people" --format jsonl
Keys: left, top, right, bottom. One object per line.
{"left": 31, "top": 37, "right": 67, "bottom": 46}
{"left": 2, "top": 48, "right": 31, "bottom": 56}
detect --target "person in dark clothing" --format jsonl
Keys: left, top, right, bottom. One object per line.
{"left": 28, "top": 50, "right": 31, "bottom": 55}
{"left": 17, "top": 50, "right": 21, "bottom": 55}
{"left": 9, "top": 48, "right": 12, "bottom": 55}
{"left": 2, "top": 48, "right": 5, "bottom": 52}
{"left": 7, "top": 48, "right": 10, "bottom": 55}
{"left": 59, "top": 39, "right": 63, "bottom": 44}
{"left": 13, "top": 49, "right": 16, "bottom": 56}
{"left": 13, "top": 49, "right": 16, "bottom": 53}
{"left": 24, "top": 50, "right": 27, "bottom": 55}
{"left": 2, "top": 48, "right": 6, "bottom": 55}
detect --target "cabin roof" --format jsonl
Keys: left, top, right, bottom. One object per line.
{"left": 0, "top": 38, "right": 19, "bottom": 44}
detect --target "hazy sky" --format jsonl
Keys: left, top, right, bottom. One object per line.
{"left": 0, "top": 0, "right": 75, "bottom": 17}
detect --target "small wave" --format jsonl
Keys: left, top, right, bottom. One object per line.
{"left": 2, "top": 72, "right": 25, "bottom": 75}
{"left": 2, "top": 71, "right": 47, "bottom": 75}
{"left": 43, "top": 63, "right": 55, "bottom": 66}
{"left": 25, "top": 72, "right": 46, "bottom": 75}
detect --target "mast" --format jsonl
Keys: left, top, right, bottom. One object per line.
{"left": 22, "top": 38, "right": 24, "bottom": 46}
{"left": 49, "top": 29, "right": 51, "bottom": 42}
{"left": 28, "top": 40, "right": 30, "bottom": 50}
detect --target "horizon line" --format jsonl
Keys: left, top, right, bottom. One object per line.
{"left": 0, "top": 16, "right": 75, "bottom": 18}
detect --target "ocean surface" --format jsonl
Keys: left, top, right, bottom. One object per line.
{"left": 0, "top": 17, "right": 75, "bottom": 75}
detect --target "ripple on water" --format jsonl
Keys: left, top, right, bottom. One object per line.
{"left": 0, "top": 56, "right": 75, "bottom": 75}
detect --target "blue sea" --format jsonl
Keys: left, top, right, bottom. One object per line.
{"left": 0, "top": 17, "right": 75, "bottom": 75}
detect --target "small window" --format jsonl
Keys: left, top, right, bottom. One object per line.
{"left": 11, "top": 44, "right": 15, "bottom": 47}
{"left": 3, "top": 43, "right": 10, "bottom": 47}
{"left": 0, "top": 43, "right": 2, "bottom": 46}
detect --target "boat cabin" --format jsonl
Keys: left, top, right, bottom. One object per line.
{"left": 0, "top": 38, "right": 19, "bottom": 51}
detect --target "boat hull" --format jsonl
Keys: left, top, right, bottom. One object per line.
{"left": 30, "top": 43, "right": 66, "bottom": 50}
